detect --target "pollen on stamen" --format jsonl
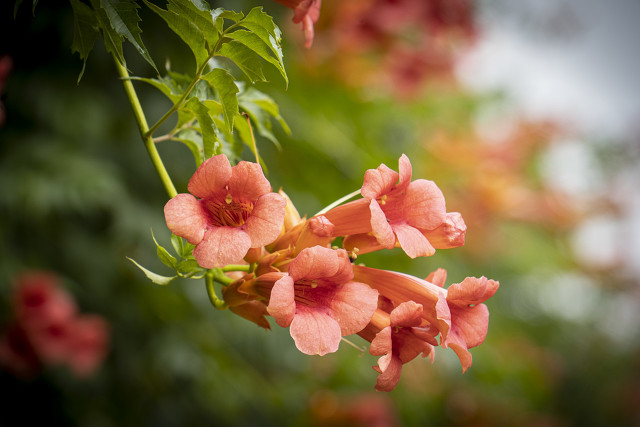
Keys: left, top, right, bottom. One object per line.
{"left": 225, "top": 193, "right": 233, "bottom": 204}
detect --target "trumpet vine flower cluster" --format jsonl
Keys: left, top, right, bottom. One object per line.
{"left": 164, "top": 153, "right": 498, "bottom": 391}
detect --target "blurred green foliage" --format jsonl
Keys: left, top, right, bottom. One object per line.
{"left": 1, "top": 1, "right": 639, "bottom": 426}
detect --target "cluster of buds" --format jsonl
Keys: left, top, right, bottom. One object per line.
{"left": 0, "top": 272, "right": 109, "bottom": 378}
{"left": 163, "top": 153, "right": 498, "bottom": 391}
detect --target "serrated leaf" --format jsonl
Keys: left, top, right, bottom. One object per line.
{"left": 241, "top": 7, "right": 282, "bottom": 42}
{"left": 144, "top": 0, "right": 208, "bottom": 69}
{"left": 90, "top": 0, "right": 125, "bottom": 66}
{"left": 201, "top": 68, "right": 239, "bottom": 132}
{"left": 151, "top": 230, "right": 178, "bottom": 269}
{"left": 213, "top": 8, "right": 244, "bottom": 32}
{"left": 128, "top": 257, "right": 177, "bottom": 285}
{"left": 226, "top": 29, "right": 287, "bottom": 85}
{"left": 100, "top": 0, "right": 157, "bottom": 72}
{"left": 166, "top": 0, "right": 220, "bottom": 51}
{"left": 184, "top": 97, "right": 217, "bottom": 159}
{"left": 216, "top": 41, "right": 266, "bottom": 83}
{"left": 69, "top": 0, "right": 100, "bottom": 84}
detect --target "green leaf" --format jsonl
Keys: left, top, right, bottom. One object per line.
{"left": 213, "top": 8, "right": 244, "bottom": 32}
{"left": 241, "top": 7, "right": 282, "bottom": 43}
{"left": 226, "top": 29, "right": 287, "bottom": 85}
{"left": 201, "top": 68, "right": 239, "bottom": 132}
{"left": 100, "top": 0, "right": 158, "bottom": 72}
{"left": 143, "top": 0, "right": 209, "bottom": 69}
{"left": 130, "top": 76, "right": 182, "bottom": 103}
{"left": 90, "top": 0, "right": 125, "bottom": 66}
{"left": 32, "top": 0, "right": 39, "bottom": 14}
{"left": 177, "top": 258, "right": 204, "bottom": 275}
{"left": 165, "top": 0, "right": 220, "bottom": 51}
{"left": 172, "top": 129, "right": 203, "bottom": 167}
{"left": 216, "top": 41, "right": 266, "bottom": 83}
{"left": 151, "top": 230, "right": 177, "bottom": 269}
{"left": 13, "top": 0, "right": 24, "bottom": 18}
{"left": 170, "top": 233, "right": 184, "bottom": 257}
{"left": 239, "top": 87, "right": 290, "bottom": 133}
{"left": 127, "top": 257, "right": 177, "bottom": 285}
{"left": 239, "top": 87, "right": 290, "bottom": 150}
{"left": 184, "top": 97, "right": 217, "bottom": 159}
{"left": 131, "top": 74, "right": 195, "bottom": 130}
{"left": 69, "top": 0, "right": 100, "bottom": 84}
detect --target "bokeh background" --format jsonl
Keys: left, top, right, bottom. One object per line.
{"left": 2, "top": 0, "right": 640, "bottom": 425}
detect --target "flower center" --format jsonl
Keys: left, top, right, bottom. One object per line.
{"left": 204, "top": 195, "right": 253, "bottom": 228}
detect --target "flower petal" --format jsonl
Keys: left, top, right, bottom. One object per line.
{"left": 187, "top": 155, "right": 232, "bottom": 200}
{"left": 329, "top": 281, "right": 378, "bottom": 336}
{"left": 289, "top": 305, "right": 341, "bottom": 356}
{"left": 422, "top": 212, "right": 467, "bottom": 249}
{"left": 402, "top": 179, "right": 446, "bottom": 230}
{"left": 447, "top": 277, "right": 499, "bottom": 307}
{"left": 374, "top": 355, "right": 403, "bottom": 392}
{"left": 361, "top": 163, "right": 399, "bottom": 200}
{"left": 390, "top": 301, "right": 423, "bottom": 328}
{"left": 192, "top": 227, "right": 251, "bottom": 268}
{"left": 396, "top": 330, "right": 431, "bottom": 364}
{"left": 267, "top": 276, "right": 296, "bottom": 328}
{"left": 369, "top": 326, "right": 392, "bottom": 357}
{"left": 444, "top": 304, "right": 490, "bottom": 372}
{"left": 396, "top": 154, "right": 412, "bottom": 191}
{"left": 244, "top": 192, "right": 287, "bottom": 247}
{"left": 164, "top": 194, "right": 207, "bottom": 245}
{"left": 288, "top": 246, "right": 341, "bottom": 281}
{"left": 392, "top": 222, "right": 436, "bottom": 258}
{"left": 370, "top": 200, "right": 395, "bottom": 248}
{"left": 425, "top": 268, "right": 447, "bottom": 288}
{"left": 228, "top": 161, "right": 272, "bottom": 202}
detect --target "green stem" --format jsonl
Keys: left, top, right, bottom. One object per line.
{"left": 205, "top": 271, "right": 228, "bottom": 310}
{"left": 314, "top": 189, "right": 361, "bottom": 217}
{"left": 221, "top": 265, "right": 251, "bottom": 273}
{"left": 114, "top": 59, "right": 177, "bottom": 199}
{"left": 144, "top": 25, "right": 239, "bottom": 139}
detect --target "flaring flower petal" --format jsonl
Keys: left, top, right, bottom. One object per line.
{"left": 396, "top": 331, "right": 432, "bottom": 364}
{"left": 290, "top": 305, "right": 341, "bottom": 356}
{"left": 370, "top": 200, "right": 395, "bottom": 248}
{"left": 444, "top": 304, "right": 490, "bottom": 372}
{"left": 163, "top": 194, "right": 207, "bottom": 245}
{"left": 396, "top": 154, "right": 412, "bottom": 191}
{"left": 187, "top": 154, "right": 232, "bottom": 200}
{"left": 228, "top": 161, "right": 272, "bottom": 202}
{"left": 193, "top": 227, "right": 251, "bottom": 268}
{"left": 288, "top": 246, "right": 342, "bottom": 281}
{"left": 422, "top": 212, "right": 466, "bottom": 249}
{"left": 426, "top": 268, "right": 448, "bottom": 287}
{"left": 361, "top": 163, "right": 399, "bottom": 200}
{"left": 447, "top": 276, "right": 499, "bottom": 306}
{"left": 369, "top": 326, "right": 392, "bottom": 357}
{"left": 392, "top": 223, "right": 435, "bottom": 258}
{"left": 329, "top": 281, "right": 378, "bottom": 336}
{"left": 244, "top": 192, "right": 287, "bottom": 247}
{"left": 402, "top": 180, "right": 446, "bottom": 230}
{"left": 267, "top": 276, "right": 296, "bottom": 328}
{"left": 374, "top": 355, "right": 403, "bottom": 392}
{"left": 389, "top": 301, "right": 423, "bottom": 328}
